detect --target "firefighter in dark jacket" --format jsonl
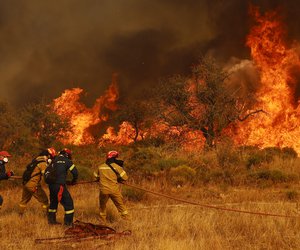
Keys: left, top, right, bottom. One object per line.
{"left": 0, "top": 151, "right": 14, "bottom": 209}
{"left": 93, "top": 150, "right": 129, "bottom": 224}
{"left": 48, "top": 148, "right": 78, "bottom": 226}
{"left": 19, "top": 148, "right": 56, "bottom": 215}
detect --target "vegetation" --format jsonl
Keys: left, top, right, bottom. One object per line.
{"left": 0, "top": 126, "right": 299, "bottom": 249}
{"left": 155, "top": 56, "right": 262, "bottom": 148}
{"left": 0, "top": 56, "right": 299, "bottom": 249}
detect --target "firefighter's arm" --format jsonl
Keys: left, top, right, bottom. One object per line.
{"left": 116, "top": 166, "right": 128, "bottom": 182}
{"left": 93, "top": 168, "right": 100, "bottom": 181}
{"left": 0, "top": 167, "right": 13, "bottom": 180}
{"left": 69, "top": 163, "right": 78, "bottom": 184}
{"left": 0, "top": 171, "right": 8, "bottom": 180}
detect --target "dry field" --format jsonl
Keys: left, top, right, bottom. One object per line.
{"left": 0, "top": 180, "right": 300, "bottom": 250}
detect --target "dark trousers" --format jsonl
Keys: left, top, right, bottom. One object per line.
{"left": 0, "top": 195, "right": 3, "bottom": 209}
{"left": 48, "top": 184, "right": 74, "bottom": 225}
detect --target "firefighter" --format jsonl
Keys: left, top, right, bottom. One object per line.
{"left": 19, "top": 148, "right": 56, "bottom": 215}
{"left": 48, "top": 148, "right": 78, "bottom": 226}
{"left": 0, "top": 151, "right": 14, "bottom": 210}
{"left": 94, "top": 150, "right": 129, "bottom": 224}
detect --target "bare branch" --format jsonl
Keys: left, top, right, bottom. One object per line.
{"left": 237, "top": 109, "right": 267, "bottom": 121}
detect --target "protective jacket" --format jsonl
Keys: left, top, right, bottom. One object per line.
{"left": 19, "top": 155, "right": 49, "bottom": 213}
{"left": 93, "top": 159, "right": 129, "bottom": 223}
{"left": 94, "top": 161, "right": 128, "bottom": 194}
{"left": 52, "top": 154, "right": 78, "bottom": 184}
{"left": 24, "top": 156, "right": 48, "bottom": 191}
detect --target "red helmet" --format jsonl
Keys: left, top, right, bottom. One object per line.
{"left": 60, "top": 148, "right": 72, "bottom": 159}
{"left": 0, "top": 151, "right": 12, "bottom": 157}
{"left": 47, "top": 148, "right": 56, "bottom": 159}
{"left": 106, "top": 150, "right": 119, "bottom": 159}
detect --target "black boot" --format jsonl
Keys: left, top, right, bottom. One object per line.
{"left": 48, "top": 212, "right": 60, "bottom": 225}
{"left": 64, "top": 213, "right": 74, "bottom": 226}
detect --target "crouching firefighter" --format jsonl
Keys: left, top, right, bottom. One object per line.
{"left": 47, "top": 148, "right": 78, "bottom": 226}
{"left": 0, "top": 151, "right": 14, "bottom": 210}
{"left": 19, "top": 148, "right": 56, "bottom": 215}
{"left": 94, "top": 150, "right": 130, "bottom": 224}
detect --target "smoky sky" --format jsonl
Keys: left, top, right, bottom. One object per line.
{"left": 0, "top": 0, "right": 299, "bottom": 106}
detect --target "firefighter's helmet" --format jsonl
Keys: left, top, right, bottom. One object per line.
{"left": 60, "top": 148, "right": 72, "bottom": 159}
{"left": 106, "top": 150, "right": 119, "bottom": 159}
{"left": 47, "top": 147, "right": 56, "bottom": 159}
{"left": 0, "top": 151, "right": 11, "bottom": 157}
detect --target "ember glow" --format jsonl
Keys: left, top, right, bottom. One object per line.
{"left": 232, "top": 6, "right": 300, "bottom": 154}
{"left": 53, "top": 78, "right": 119, "bottom": 145}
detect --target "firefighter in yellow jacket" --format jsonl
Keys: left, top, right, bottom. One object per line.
{"left": 19, "top": 148, "right": 56, "bottom": 215}
{"left": 94, "top": 150, "right": 129, "bottom": 224}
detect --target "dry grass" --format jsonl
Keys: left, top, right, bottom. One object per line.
{"left": 1, "top": 180, "right": 300, "bottom": 250}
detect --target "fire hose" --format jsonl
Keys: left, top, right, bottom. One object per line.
{"left": 10, "top": 175, "right": 299, "bottom": 218}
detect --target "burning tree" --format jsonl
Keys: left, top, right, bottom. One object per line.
{"left": 115, "top": 100, "right": 151, "bottom": 142}
{"left": 157, "top": 56, "right": 262, "bottom": 148}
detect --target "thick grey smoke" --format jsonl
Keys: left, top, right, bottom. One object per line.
{"left": 0, "top": 0, "right": 299, "bottom": 106}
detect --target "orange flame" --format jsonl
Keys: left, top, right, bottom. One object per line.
{"left": 53, "top": 77, "right": 119, "bottom": 145}
{"left": 233, "top": 6, "right": 300, "bottom": 154}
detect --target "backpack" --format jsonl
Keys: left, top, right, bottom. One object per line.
{"left": 22, "top": 159, "right": 45, "bottom": 185}
{"left": 44, "top": 162, "right": 57, "bottom": 184}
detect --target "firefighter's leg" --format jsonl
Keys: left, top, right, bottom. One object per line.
{"left": 33, "top": 186, "right": 49, "bottom": 213}
{"left": 19, "top": 186, "right": 34, "bottom": 214}
{"left": 48, "top": 184, "right": 59, "bottom": 224}
{"left": 0, "top": 195, "right": 3, "bottom": 210}
{"left": 110, "top": 191, "right": 130, "bottom": 220}
{"left": 60, "top": 186, "right": 74, "bottom": 226}
{"left": 99, "top": 192, "right": 109, "bottom": 224}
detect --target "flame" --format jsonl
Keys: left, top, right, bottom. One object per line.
{"left": 233, "top": 6, "right": 300, "bottom": 154}
{"left": 53, "top": 77, "right": 119, "bottom": 145}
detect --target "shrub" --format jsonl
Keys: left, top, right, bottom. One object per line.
{"left": 246, "top": 152, "right": 266, "bottom": 169}
{"left": 157, "top": 158, "right": 186, "bottom": 171}
{"left": 285, "top": 190, "right": 298, "bottom": 201}
{"left": 281, "top": 147, "right": 298, "bottom": 159}
{"left": 122, "top": 186, "right": 145, "bottom": 202}
{"left": 168, "top": 165, "right": 196, "bottom": 186}
{"left": 262, "top": 147, "right": 282, "bottom": 162}
{"left": 249, "top": 169, "right": 289, "bottom": 183}
{"left": 216, "top": 139, "right": 241, "bottom": 168}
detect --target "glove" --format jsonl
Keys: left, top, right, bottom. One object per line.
{"left": 6, "top": 170, "right": 14, "bottom": 178}
{"left": 117, "top": 177, "right": 124, "bottom": 183}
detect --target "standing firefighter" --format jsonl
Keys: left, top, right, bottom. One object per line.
{"left": 94, "top": 150, "right": 129, "bottom": 224}
{"left": 0, "top": 151, "right": 14, "bottom": 210}
{"left": 19, "top": 148, "right": 56, "bottom": 215}
{"left": 47, "top": 148, "right": 78, "bottom": 226}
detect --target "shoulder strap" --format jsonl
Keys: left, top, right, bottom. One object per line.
{"left": 28, "top": 160, "right": 47, "bottom": 179}
{"left": 106, "top": 163, "right": 120, "bottom": 178}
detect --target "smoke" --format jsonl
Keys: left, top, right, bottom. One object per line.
{"left": 0, "top": 0, "right": 299, "bottom": 106}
